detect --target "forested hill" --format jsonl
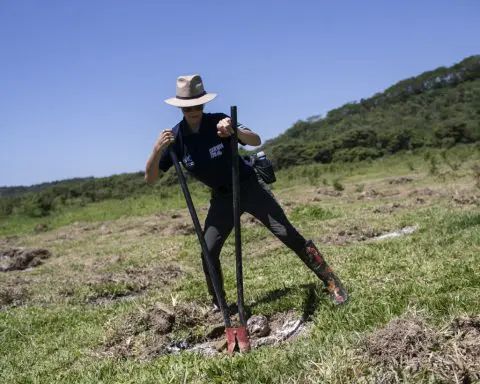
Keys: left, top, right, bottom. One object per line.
{"left": 1, "top": 55, "right": 479, "bottom": 217}
{"left": 260, "top": 55, "right": 480, "bottom": 169}
{"left": 0, "top": 178, "right": 95, "bottom": 198}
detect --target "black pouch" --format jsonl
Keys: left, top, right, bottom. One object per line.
{"left": 252, "top": 152, "right": 276, "bottom": 184}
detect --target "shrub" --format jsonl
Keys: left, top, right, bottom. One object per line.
{"left": 333, "top": 179, "right": 345, "bottom": 191}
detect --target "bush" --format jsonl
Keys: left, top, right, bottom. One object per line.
{"left": 333, "top": 179, "right": 345, "bottom": 191}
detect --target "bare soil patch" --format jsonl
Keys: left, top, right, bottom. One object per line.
{"left": 100, "top": 304, "right": 308, "bottom": 360}
{"left": 155, "top": 222, "right": 196, "bottom": 237}
{"left": 359, "top": 313, "right": 480, "bottom": 383}
{"left": 241, "top": 214, "right": 263, "bottom": 228}
{"left": 143, "top": 211, "right": 264, "bottom": 235}
{"left": 323, "top": 225, "right": 383, "bottom": 246}
{"left": 85, "top": 265, "right": 182, "bottom": 305}
{"left": 451, "top": 193, "right": 479, "bottom": 206}
{"left": 316, "top": 188, "right": 343, "bottom": 197}
{"left": 0, "top": 248, "right": 52, "bottom": 272}
{"left": 139, "top": 212, "right": 197, "bottom": 237}
{"left": 407, "top": 187, "right": 438, "bottom": 197}
{"left": 0, "top": 277, "right": 30, "bottom": 309}
{"left": 324, "top": 225, "right": 419, "bottom": 246}
{"left": 358, "top": 188, "right": 402, "bottom": 200}
{"left": 357, "top": 188, "right": 385, "bottom": 200}
{"left": 40, "top": 211, "right": 197, "bottom": 244}
{"left": 386, "top": 176, "right": 414, "bottom": 185}
{"left": 373, "top": 202, "right": 405, "bottom": 214}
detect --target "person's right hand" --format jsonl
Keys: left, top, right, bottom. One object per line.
{"left": 154, "top": 129, "right": 174, "bottom": 153}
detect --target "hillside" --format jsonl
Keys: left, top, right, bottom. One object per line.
{"left": 260, "top": 55, "right": 480, "bottom": 168}
{"left": 1, "top": 55, "right": 479, "bottom": 219}
{"left": 1, "top": 146, "right": 479, "bottom": 382}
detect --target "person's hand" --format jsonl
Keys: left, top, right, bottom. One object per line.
{"left": 217, "top": 118, "right": 234, "bottom": 138}
{"left": 154, "top": 129, "right": 174, "bottom": 153}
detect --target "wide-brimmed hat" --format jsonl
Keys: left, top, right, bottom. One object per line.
{"left": 164, "top": 74, "right": 217, "bottom": 107}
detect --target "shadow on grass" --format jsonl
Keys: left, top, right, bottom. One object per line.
{"left": 245, "top": 283, "right": 322, "bottom": 320}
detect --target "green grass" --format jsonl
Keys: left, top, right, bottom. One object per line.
{"left": 0, "top": 146, "right": 479, "bottom": 383}
{"left": 0, "top": 185, "right": 210, "bottom": 237}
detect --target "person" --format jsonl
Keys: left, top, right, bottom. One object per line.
{"left": 145, "top": 74, "right": 348, "bottom": 311}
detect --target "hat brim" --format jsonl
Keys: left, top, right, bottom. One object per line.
{"left": 164, "top": 93, "right": 217, "bottom": 107}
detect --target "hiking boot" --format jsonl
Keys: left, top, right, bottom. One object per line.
{"left": 299, "top": 240, "right": 349, "bottom": 306}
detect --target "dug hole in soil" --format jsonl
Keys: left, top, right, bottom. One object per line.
{"left": 100, "top": 303, "right": 309, "bottom": 360}
{"left": 359, "top": 312, "right": 480, "bottom": 383}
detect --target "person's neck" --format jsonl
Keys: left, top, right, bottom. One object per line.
{"left": 186, "top": 116, "right": 202, "bottom": 133}
{"left": 188, "top": 123, "right": 200, "bottom": 133}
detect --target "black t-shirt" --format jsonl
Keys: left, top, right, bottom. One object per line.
{"left": 159, "top": 113, "right": 256, "bottom": 189}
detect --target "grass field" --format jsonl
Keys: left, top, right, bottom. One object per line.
{"left": 1, "top": 147, "right": 479, "bottom": 383}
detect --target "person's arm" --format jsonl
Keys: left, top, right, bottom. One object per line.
{"left": 217, "top": 118, "right": 261, "bottom": 146}
{"left": 144, "top": 129, "right": 174, "bottom": 184}
{"left": 237, "top": 126, "right": 261, "bottom": 146}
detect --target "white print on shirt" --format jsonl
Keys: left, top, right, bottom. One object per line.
{"left": 183, "top": 154, "right": 195, "bottom": 169}
{"left": 209, "top": 143, "right": 224, "bottom": 159}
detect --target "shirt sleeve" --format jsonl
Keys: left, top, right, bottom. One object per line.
{"left": 158, "top": 148, "right": 173, "bottom": 172}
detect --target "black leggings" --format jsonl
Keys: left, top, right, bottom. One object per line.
{"left": 201, "top": 175, "right": 306, "bottom": 299}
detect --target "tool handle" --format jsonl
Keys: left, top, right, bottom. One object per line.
{"left": 230, "top": 106, "right": 247, "bottom": 326}
{"left": 169, "top": 148, "right": 231, "bottom": 328}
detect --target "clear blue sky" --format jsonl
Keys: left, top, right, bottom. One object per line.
{"left": 1, "top": 0, "right": 478, "bottom": 187}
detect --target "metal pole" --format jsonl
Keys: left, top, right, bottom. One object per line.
{"left": 169, "top": 148, "right": 231, "bottom": 328}
{"left": 230, "top": 106, "right": 247, "bottom": 327}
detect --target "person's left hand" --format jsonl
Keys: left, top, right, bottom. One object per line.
{"left": 217, "top": 118, "right": 234, "bottom": 138}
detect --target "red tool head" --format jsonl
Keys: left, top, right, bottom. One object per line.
{"left": 226, "top": 327, "right": 251, "bottom": 355}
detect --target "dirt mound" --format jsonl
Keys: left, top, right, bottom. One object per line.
{"left": 161, "top": 222, "right": 196, "bottom": 236}
{"left": 387, "top": 177, "right": 414, "bottom": 185}
{"left": 324, "top": 225, "right": 382, "bottom": 245}
{"left": 102, "top": 302, "right": 215, "bottom": 359}
{"left": 101, "top": 304, "right": 308, "bottom": 360}
{"left": 316, "top": 188, "right": 342, "bottom": 197}
{"left": 360, "top": 313, "right": 480, "bottom": 383}
{"left": 141, "top": 220, "right": 195, "bottom": 237}
{"left": 373, "top": 202, "right": 404, "bottom": 214}
{"left": 357, "top": 189, "right": 385, "bottom": 200}
{"left": 408, "top": 188, "right": 438, "bottom": 197}
{"left": 0, "top": 248, "right": 52, "bottom": 272}
{"left": 451, "top": 193, "right": 479, "bottom": 206}
{"left": 103, "top": 304, "right": 176, "bottom": 359}
{"left": 362, "top": 314, "right": 436, "bottom": 365}
{"left": 430, "top": 317, "right": 480, "bottom": 383}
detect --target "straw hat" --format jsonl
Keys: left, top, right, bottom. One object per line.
{"left": 164, "top": 74, "right": 217, "bottom": 107}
